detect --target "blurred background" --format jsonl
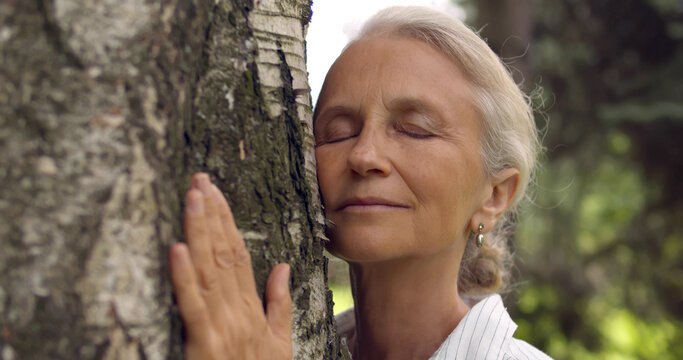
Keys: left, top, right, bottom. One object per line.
{"left": 306, "top": 0, "right": 683, "bottom": 359}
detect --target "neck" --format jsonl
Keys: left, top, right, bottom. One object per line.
{"left": 347, "top": 244, "right": 469, "bottom": 360}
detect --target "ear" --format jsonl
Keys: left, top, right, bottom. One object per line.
{"left": 470, "top": 168, "right": 520, "bottom": 233}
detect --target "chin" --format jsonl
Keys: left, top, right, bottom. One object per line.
{"left": 324, "top": 227, "right": 411, "bottom": 263}
{"left": 325, "top": 227, "right": 463, "bottom": 264}
{"left": 326, "top": 243, "right": 395, "bottom": 263}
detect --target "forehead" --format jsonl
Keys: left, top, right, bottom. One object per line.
{"left": 315, "top": 34, "right": 474, "bottom": 121}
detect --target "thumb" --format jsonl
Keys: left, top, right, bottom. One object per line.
{"left": 266, "top": 263, "right": 292, "bottom": 341}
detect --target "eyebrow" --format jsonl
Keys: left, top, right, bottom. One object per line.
{"left": 387, "top": 97, "right": 449, "bottom": 127}
{"left": 387, "top": 97, "right": 447, "bottom": 119}
{"left": 314, "top": 97, "right": 451, "bottom": 128}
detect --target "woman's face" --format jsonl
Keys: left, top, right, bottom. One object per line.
{"left": 314, "top": 34, "right": 490, "bottom": 262}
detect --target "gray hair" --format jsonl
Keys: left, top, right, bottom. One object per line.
{"left": 355, "top": 6, "right": 541, "bottom": 296}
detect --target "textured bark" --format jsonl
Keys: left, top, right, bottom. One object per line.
{"left": 0, "top": 0, "right": 349, "bottom": 359}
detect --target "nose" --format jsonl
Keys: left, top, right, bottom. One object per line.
{"left": 347, "top": 127, "right": 392, "bottom": 177}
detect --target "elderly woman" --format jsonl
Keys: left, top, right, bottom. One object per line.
{"left": 169, "top": 6, "right": 552, "bottom": 360}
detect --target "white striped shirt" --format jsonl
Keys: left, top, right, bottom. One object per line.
{"left": 336, "top": 294, "right": 552, "bottom": 360}
{"left": 430, "top": 294, "right": 552, "bottom": 360}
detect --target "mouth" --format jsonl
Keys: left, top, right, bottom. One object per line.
{"left": 338, "top": 197, "right": 409, "bottom": 211}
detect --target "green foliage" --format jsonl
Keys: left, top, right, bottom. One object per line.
{"left": 330, "top": 283, "right": 354, "bottom": 315}
{"left": 326, "top": 254, "right": 354, "bottom": 314}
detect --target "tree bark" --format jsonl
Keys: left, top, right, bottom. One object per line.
{"left": 0, "top": 0, "right": 349, "bottom": 359}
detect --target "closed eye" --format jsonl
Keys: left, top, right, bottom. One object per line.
{"left": 317, "top": 134, "right": 358, "bottom": 146}
{"left": 395, "top": 123, "right": 435, "bottom": 139}
{"left": 315, "top": 114, "right": 359, "bottom": 146}
{"left": 390, "top": 108, "right": 439, "bottom": 140}
{"left": 398, "top": 129, "right": 434, "bottom": 139}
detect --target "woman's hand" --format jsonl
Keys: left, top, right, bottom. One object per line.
{"left": 169, "top": 173, "right": 293, "bottom": 359}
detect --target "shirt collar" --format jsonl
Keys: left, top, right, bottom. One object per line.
{"left": 429, "top": 294, "right": 518, "bottom": 360}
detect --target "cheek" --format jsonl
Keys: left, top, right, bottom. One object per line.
{"left": 315, "top": 148, "right": 342, "bottom": 203}
{"left": 409, "top": 153, "right": 482, "bottom": 232}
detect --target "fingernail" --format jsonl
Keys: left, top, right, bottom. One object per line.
{"left": 187, "top": 190, "right": 204, "bottom": 215}
{"left": 172, "top": 244, "right": 188, "bottom": 267}
{"left": 197, "top": 174, "right": 212, "bottom": 195}
{"left": 191, "top": 172, "right": 204, "bottom": 189}
{"left": 192, "top": 172, "right": 210, "bottom": 190}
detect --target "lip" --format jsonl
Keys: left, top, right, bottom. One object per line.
{"left": 338, "top": 197, "right": 409, "bottom": 211}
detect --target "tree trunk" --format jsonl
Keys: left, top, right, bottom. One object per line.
{"left": 473, "top": 0, "right": 534, "bottom": 89}
{"left": 0, "top": 0, "right": 349, "bottom": 359}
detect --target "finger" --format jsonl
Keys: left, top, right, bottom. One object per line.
{"left": 185, "top": 188, "right": 218, "bottom": 291}
{"left": 195, "top": 175, "right": 241, "bottom": 304}
{"left": 211, "top": 184, "right": 258, "bottom": 297}
{"left": 184, "top": 188, "right": 230, "bottom": 325}
{"left": 211, "top": 184, "right": 242, "bottom": 243}
{"left": 265, "top": 263, "right": 292, "bottom": 343}
{"left": 169, "top": 243, "right": 213, "bottom": 346}
{"left": 190, "top": 172, "right": 205, "bottom": 190}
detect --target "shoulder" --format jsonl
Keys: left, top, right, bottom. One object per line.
{"left": 429, "top": 294, "right": 553, "bottom": 360}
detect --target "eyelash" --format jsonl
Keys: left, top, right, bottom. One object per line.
{"left": 395, "top": 124, "right": 434, "bottom": 139}
{"left": 315, "top": 134, "right": 357, "bottom": 147}
{"left": 327, "top": 135, "right": 356, "bottom": 143}
{"left": 315, "top": 122, "right": 434, "bottom": 146}
{"left": 398, "top": 130, "right": 434, "bottom": 139}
